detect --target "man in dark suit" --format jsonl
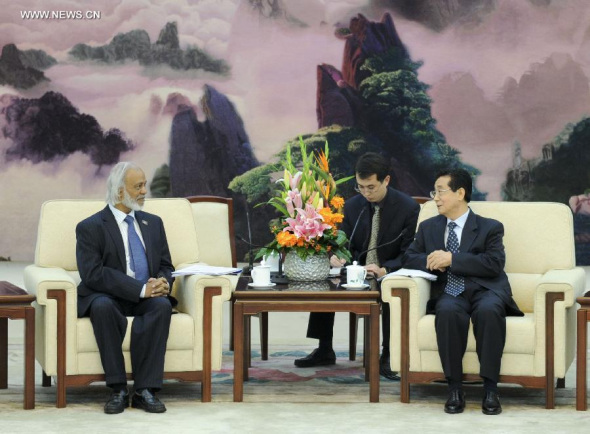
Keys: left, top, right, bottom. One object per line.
{"left": 403, "top": 168, "right": 523, "bottom": 415}
{"left": 294, "top": 153, "right": 420, "bottom": 381}
{"left": 76, "top": 162, "right": 175, "bottom": 414}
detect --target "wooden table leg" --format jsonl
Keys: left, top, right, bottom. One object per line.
{"left": 24, "top": 307, "right": 35, "bottom": 409}
{"left": 233, "top": 302, "right": 244, "bottom": 402}
{"left": 576, "top": 308, "right": 588, "bottom": 411}
{"left": 369, "top": 303, "right": 380, "bottom": 403}
{"left": 349, "top": 313, "right": 357, "bottom": 361}
{"left": 245, "top": 315, "right": 251, "bottom": 369}
{"left": 0, "top": 317, "right": 6, "bottom": 389}
{"left": 244, "top": 316, "right": 251, "bottom": 380}
{"left": 260, "top": 312, "right": 268, "bottom": 361}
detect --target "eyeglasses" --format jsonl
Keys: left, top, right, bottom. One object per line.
{"left": 354, "top": 182, "right": 383, "bottom": 194}
{"left": 429, "top": 188, "right": 451, "bottom": 199}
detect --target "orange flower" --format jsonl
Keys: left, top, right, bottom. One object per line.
{"left": 276, "top": 231, "right": 298, "bottom": 247}
{"left": 330, "top": 212, "right": 344, "bottom": 224}
{"left": 330, "top": 196, "right": 344, "bottom": 210}
{"left": 296, "top": 237, "right": 305, "bottom": 247}
{"left": 315, "top": 150, "right": 329, "bottom": 172}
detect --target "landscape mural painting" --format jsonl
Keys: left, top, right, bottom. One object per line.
{"left": 1, "top": 0, "right": 589, "bottom": 264}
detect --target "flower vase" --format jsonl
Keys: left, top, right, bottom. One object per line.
{"left": 283, "top": 251, "right": 330, "bottom": 282}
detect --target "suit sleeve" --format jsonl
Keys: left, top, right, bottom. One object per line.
{"left": 451, "top": 221, "right": 506, "bottom": 278}
{"left": 401, "top": 223, "right": 430, "bottom": 272}
{"left": 76, "top": 219, "right": 143, "bottom": 302}
{"left": 381, "top": 200, "right": 420, "bottom": 272}
{"left": 155, "top": 218, "right": 175, "bottom": 287}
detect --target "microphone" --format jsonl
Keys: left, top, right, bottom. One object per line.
{"left": 347, "top": 206, "right": 367, "bottom": 261}
{"left": 241, "top": 207, "right": 255, "bottom": 275}
{"left": 235, "top": 235, "right": 264, "bottom": 248}
{"left": 357, "top": 228, "right": 408, "bottom": 260}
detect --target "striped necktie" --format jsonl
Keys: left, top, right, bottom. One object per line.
{"left": 366, "top": 205, "right": 380, "bottom": 266}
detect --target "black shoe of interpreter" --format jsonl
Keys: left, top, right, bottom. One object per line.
{"left": 294, "top": 348, "right": 336, "bottom": 368}
{"left": 444, "top": 389, "right": 466, "bottom": 414}
{"left": 379, "top": 354, "right": 400, "bottom": 381}
{"left": 131, "top": 388, "right": 167, "bottom": 413}
{"left": 482, "top": 391, "right": 502, "bottom": 415}
{"left": 104, "top": 388, "right": 129, "bottom": 414}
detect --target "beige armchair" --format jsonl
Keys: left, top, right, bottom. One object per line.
{"left": 381, "top": 201, "right": 586, "bottom": 408}
{"left": 186, "top": 196, "right": 267, "bottom": 356}
{"left": 24, "top": 198, "right": 236, "bottom": 407}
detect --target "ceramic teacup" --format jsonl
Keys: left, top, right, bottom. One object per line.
{"left": 252, "top": 264, "right": 271, "bottom": 286}
{"left": 346, "top": 261, "right": 367, "bottom": 287}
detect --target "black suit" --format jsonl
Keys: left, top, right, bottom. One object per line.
{"left": 403, "top": 210, "right": 522, "bottom": 384}
{"left": 306, "top": 187, "right": 420, "bottom": 347}
{"left": 76, "top": 206, "right": 175, "bottom": 390}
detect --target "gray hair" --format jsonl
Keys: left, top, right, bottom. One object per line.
{"left": 105, "top": 162, "right": 142, "bottom": 206}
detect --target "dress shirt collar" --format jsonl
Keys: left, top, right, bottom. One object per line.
{"left": 108, "top": 204, "right": 137, "bottom": 225}
{"left": 446, "top": 208, "right": 470, "bottom": 230}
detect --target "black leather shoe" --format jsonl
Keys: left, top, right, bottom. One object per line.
{"left": 379, "top": 354, "right": 400, "bottom": 381}
{"left": 444, "top": 389, "right": 466, "bottom": 414}
{"left": 131, "top": 389, "right": 167, "bottom": 413}
{"left": 104, "top": 389, "right": 129, "bottom": 414}
{"left": 482, "top": 391, "right": 502, "bottom": 415}
{"left": 294, "top": 348, "right": 336, "bottom": 367}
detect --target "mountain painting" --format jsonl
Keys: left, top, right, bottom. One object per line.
{"left": 1, "top": 0, "right": 589, "bottom": 264}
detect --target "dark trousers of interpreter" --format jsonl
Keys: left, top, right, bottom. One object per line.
{"left": 306, "top": 302, "right": 391, "bottom": 351}
{"left": 87, "top": 295, "right": 172, "bottom": 390}
{"left": 434, "top": 287, "right": 506, "bottom": 386}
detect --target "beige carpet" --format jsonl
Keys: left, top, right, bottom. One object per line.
{"left": 1, "top": 345, "right": 589, "bottom": 434}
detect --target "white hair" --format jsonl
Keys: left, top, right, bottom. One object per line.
{"left": 105, "top": 162, "right": 142, "bottom": 206}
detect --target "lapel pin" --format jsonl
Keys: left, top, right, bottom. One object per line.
{"left": 142, "top": 220, "right": 148, "bottom": 225}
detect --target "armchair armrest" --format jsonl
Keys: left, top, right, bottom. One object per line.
{"left": 534, "top": 268, "right": 586, "bottom": 311}
{"left": 173, "top": 270, "right": 236, "bottom": 373}
{"left": 381, "top": 275, "right": 431, "bottom": 318}
{"left": 531, "top": 267, "right": 586, "bottom": 383}
{"left": 380, "top": 276, "right": 432, "bottom": 388}
{"left": 23, "top": 265, "right": 79, "bottom": 378}
{"left": 24, "top": 265, "right": 78, "bottom": 302}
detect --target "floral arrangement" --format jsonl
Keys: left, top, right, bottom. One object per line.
{"left": 256, "top": 138, "right": 353, "bottom": 261}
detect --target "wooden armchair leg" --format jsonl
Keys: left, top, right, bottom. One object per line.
{"left": 42, "top": 370, "right": 51, "bottom": 387}
{"left": 349, "top": 313, "right": 358, "bottom": 361}
{"left": 229, "top": 299, "right": 234, "bottom": 351}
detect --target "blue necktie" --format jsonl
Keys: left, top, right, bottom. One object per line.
{"left": 444, "top": 222, "right": 464, "bottom": 297}
{"left": 124, "top": 215, "right": 149, "bottom": 283}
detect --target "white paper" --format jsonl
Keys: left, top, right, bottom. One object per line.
{"left": 379, "top": 268, "right": 437, "bottom": 281}
{"left": 171, "top": 263, "right": 242, "bottom": 277}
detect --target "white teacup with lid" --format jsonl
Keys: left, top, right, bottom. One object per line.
{"left": 346, "top": 261, "right": 367, "bottom": 287}
{"left": 251, "top": 259, "right": 271, "bottom": 286}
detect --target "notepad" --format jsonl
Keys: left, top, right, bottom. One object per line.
{"left": 379, "top": 268, "right": 437, "bottom": 281}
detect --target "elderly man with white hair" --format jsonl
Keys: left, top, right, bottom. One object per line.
{"left": 76, "top": 162, "right": 175, "bottom": 414}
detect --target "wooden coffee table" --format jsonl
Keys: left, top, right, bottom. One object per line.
{"left": 232, "top": 277, "right": 381, "bottom": 402}
{"left": 0, "top": 281, "right": 35, "bottom": 409}
{"left": 577, "top": 291, "right": 590, "bottom": 411}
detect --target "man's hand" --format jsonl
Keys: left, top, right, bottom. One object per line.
{"left": 330, "top": 256, "right": 346, "bottom": 268}
{"left": 145, "top": 277, "right": 170, "bottom": 298}
{"left": 426, "top": 250, "right": 452, "bottom": 272}
{"left": 365, "top": 264, "right": 386, "bottom": 279}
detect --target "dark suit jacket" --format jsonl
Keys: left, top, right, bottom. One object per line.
{"left": 403, "top": 210, "right": 523, "bottom": 316}
{"left": 76, "top": 206, "right": 175, "bottom": 317}
{"left": 342, "top": 186, "right": 420, "bottom": 271}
